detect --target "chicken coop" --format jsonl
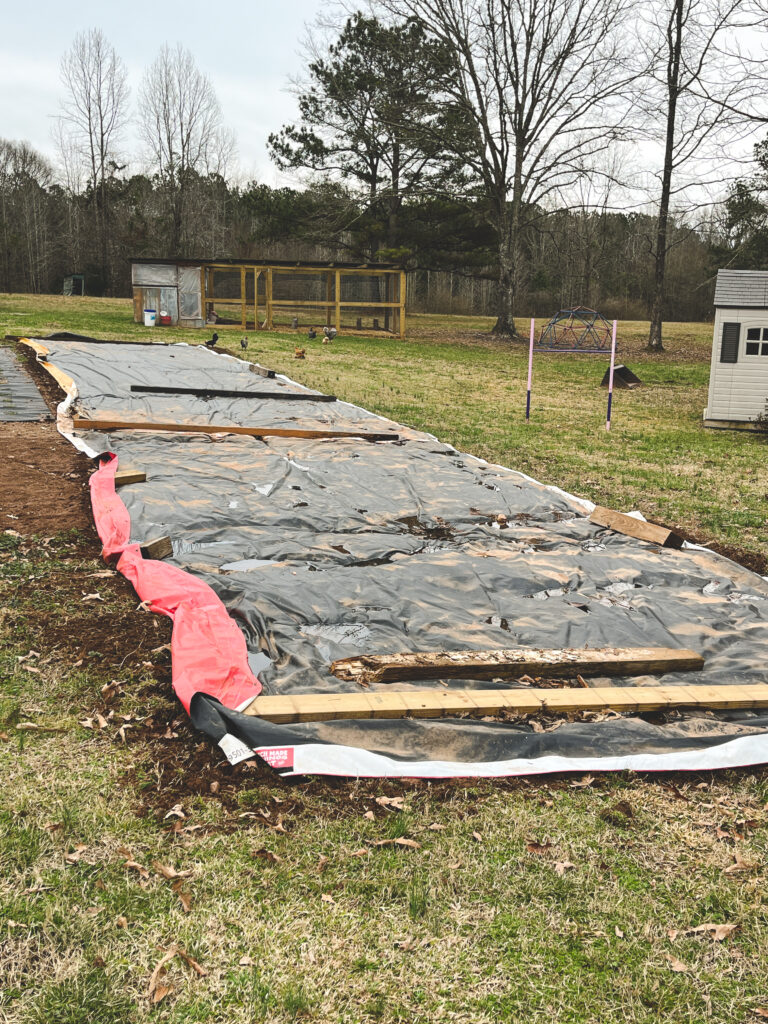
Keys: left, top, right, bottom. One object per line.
{"left": 129, "top": 257, "right": 406, "bottom": 337}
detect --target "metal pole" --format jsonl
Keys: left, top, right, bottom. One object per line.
{"left": 526, "top": 317, "right": 535, "bottom": 423}
{"left": 606, "top": 319, "right": 617, "bottom": 431}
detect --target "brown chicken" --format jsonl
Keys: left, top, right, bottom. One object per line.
{"left": 294, "top": 347, "right": 306, "bottom": 359}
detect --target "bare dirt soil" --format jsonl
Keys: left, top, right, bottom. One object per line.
{"left": 0, "top": 421, "right": 93, "bottom": 537}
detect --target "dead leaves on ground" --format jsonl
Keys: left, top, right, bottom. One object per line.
{"left": 147, "top": 944, "right": 207, "bottom": 1005}
{"left": 668, "top": 922, "right": 739, "bottom": 942}
{"left": 117, "top": 852, "right": 194, "bottom": 913}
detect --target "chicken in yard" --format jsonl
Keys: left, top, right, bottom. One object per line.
{"left": 240, "top": 336, "right": 248, "bottom": 351}
{"left": 294, "top": 347, "right": 306, "bottom": 359}
{"left": 205, "top": 333, "right": 219, "bottom": 349}
{"left": 307, "top": 327, "right": 317, "bottom": 340}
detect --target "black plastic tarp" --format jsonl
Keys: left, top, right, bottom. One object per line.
{"left": 36, "top": 336, "right": 768, "bottom": 777}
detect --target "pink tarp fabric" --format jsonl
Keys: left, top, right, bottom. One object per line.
{"left": 89, "top": 452, "right": 261, "bottom": 711}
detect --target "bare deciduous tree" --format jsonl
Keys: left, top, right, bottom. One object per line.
{"left": 377, "top": 0, "right": 637, "bottom": 336}
{"left": 138, "top": 44, "right": 235, "bottom": 253}
{"left": 58, "top": 29, "right": 128, "bottom": 291}
{"left": 642, "top": 0, "right": 751, "bottom": 351}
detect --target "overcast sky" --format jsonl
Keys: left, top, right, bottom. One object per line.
{"left": 0, "top": 0, "right": 329, "bottom": 185}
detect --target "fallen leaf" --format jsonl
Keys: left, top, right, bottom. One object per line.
{"left": 64, "top": 844, "right": 87, "bottom": 864}
{"left": 252, "top": 848, "right": 282, "bottom": 864}
{"left": 725, "top": 851, "right": 756, "bottom": 873}
{"left": 209, "top": 781, "right": 220, "bottom": 794}
{"left": 676, "top": 922, "right": 739, "bottom": 942}
{"left": 152, "top": 984, "right": 173, "bottom": 1005}
{"left": 152, "top": 860, "right": 193, "bottom": 880}
{"left": 349, "top": 848, "right": 370, "bottom": 858}
{"left": 176, "top": 947, "right": 207, "bottom": 977}
{"left": 526, "top": 840, "right": 553, "bottom": 856}
{"left": 472, "top": 831, "right": 483, "bottom": 842}
{"left": 147, "top": 948, "right": 176, "bottom": 1002}
{"left": 81, "top": 592, "right": 104, "bottom": 602}
{"left": 369, "top": 838, "right": 422, "bottom": 850}
{"left": 571, "top": 775, "right": 595, "bottom": 788}
{"left": 116, "top": 916, "right": 128, "bottom": 928}
{"left": 321, "top": 893, "right": 335, "bottom": 904}
{"left": 364, "top": 810, "right": 375, "bottom": 821}
{"left": 164, "top": 804, "right": 186, "bottom": 820}
{"left": 375, "top": 796, "right": 405, "bottom": 810}
{"left": 124, "top": 859, "right": 150, "bottom": 880}
{"left": 428, "top": 823, "right": 446, "bottom": 831}
{"left": 554, "top": 861, "right": 576, "bottom": 876}
{"left": 665, "top": 954, "right": 689, "bottom": 973}
{"left": 239, "top": 955, "right": 256, "bottom": 967}
{"left": 173, "top": 881, "right": 192, "bottom": 913}
{"left": 752, "top": 1009, "right": 768, "bottom": 1018}
{"left": 317, "top": 855, "right": 329, "bottom": 873}
{"left": 615, "top": 926, "right": 625, "bottom": 938}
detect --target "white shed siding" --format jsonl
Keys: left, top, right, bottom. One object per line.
{"left": 706, "top": 301, "right": 768, "bottom": 422}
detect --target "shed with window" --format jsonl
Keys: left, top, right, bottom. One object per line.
{"left": 704, "top": 269, "right": 768, "bottom": 428}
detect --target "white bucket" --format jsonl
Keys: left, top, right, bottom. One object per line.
{"left": 143, "top": 309, "right": 157, "bottom": 327}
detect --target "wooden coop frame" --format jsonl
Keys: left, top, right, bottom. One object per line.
{"left": 130, "top": 258, "right": 406, "bottom": 338}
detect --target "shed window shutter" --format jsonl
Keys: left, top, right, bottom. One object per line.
{"left": 720, "top": 322, "right": 740, "bottom": 363}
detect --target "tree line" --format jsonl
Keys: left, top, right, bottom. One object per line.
{"left": 1, "top": 5, "right": 767, "bottom": 346}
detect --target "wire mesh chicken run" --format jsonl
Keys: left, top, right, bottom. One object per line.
{"left": 201, "top": 263, "right": 405, "bottom": 337}
{"left": 537, "top": 306, "right": 613, "bottom": 352}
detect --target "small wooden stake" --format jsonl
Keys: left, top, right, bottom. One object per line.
{"left": 114, "top": 469, "right": 146, "bottom": 486}
{"left": 140, "top": 536, "right": 173, "bottom": 560}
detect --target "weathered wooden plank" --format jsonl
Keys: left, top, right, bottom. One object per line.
{"left": 330, "top": 647, "right": 704, "bottom": 686}
{"left": 129, "top": 384, "right": 336, "bottom": 402}
{"left": 140, "top": 536, "right": 173, "bottom": 560}
{"left": 242, "top": 683, "right": 768, "bottom": 723}
{"left": 72, "top": 417, "right": 398, "bottom": 442}
{"left": 114, "top": 469, "right": 146, "bottom": 486}
{"left": 590, "top": 506, "right": 683, "bottom": 549}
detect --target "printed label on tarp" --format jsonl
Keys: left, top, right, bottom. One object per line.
{"left": 256, "top": 746, "right": 294, "bottom": 770}
{"left": 219, "top": 733, "right": 254, "bottom": 766}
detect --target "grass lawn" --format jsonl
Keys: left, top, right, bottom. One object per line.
{"left": 1, "top": 293, "right": 768, "bottom": 1023}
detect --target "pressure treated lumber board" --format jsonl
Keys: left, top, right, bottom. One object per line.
{"left": 590, "top": 506, "right": 683, "bottom": 548}
{"left": 242, "top": 683, "right": 768, "bottom": 724}
{"left": 129, "top": 385, "right": 337, "bottom": 402}
{"left": 140, "top": 536, "right": 173, "bottom": 560}
{"left": 114, "top": 469, "right": 146, "bottom": 486}
{"left": 72, "top": 417, "right": 398, "bottom": 442}
{"left": 330, "top": 646, "right": 704, "bottom": 686}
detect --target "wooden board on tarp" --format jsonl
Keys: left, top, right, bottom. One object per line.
{"left": 331, "top": 646, "right": 704, "bottom": 686}
{"left": 590, "top": 506, "right": 683, "bottom": 549}
{"left": 241, "top": 683, "right": 768, "bottom": 724}
{"left": 72, "top": 417, "right": 398, "bottom": 442}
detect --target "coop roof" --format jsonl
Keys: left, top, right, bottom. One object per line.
{"left": 128, "top": 256, "right": 403, "bottom": 271}
{"left": 713, "top": 269, "right": 768, "bottom": 308}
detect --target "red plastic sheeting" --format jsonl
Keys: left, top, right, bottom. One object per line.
{"left": 89, "top": 452, "right": 262, "bottom": 711}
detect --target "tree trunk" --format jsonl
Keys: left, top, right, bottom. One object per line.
{"left": 492, "top": 152, "right": 524, "bottom": 338}
{"left": 492, "top": 236, "right": 517, "bottom": 336}
{"left": 648, "top": 0, "right": 683, "bottom": 353}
